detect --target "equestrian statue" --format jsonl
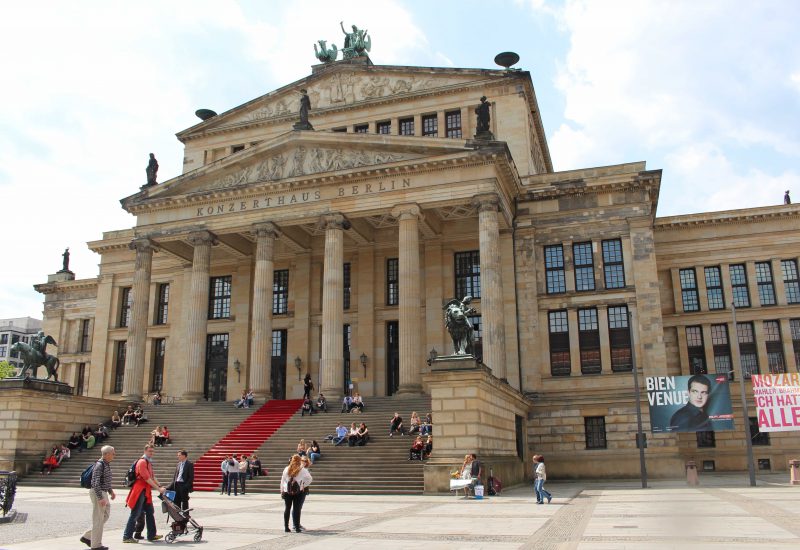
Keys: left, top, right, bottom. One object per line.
{"left": 10, "top": 330, "right": 60, "bottom": 381}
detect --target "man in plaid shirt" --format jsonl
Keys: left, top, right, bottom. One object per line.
{"left": 81, "top": 445, "right": 116, "bottom": 550}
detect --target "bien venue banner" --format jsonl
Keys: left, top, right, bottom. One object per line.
{"left": 752, "top": 374, "right": 800, "bottom": 432}
{"left": 646, "top": 374, "right": 735, "bottom": 433}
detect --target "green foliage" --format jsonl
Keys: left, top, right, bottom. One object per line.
{"left": 0, "top": 360, "right": 16, "bottom": 379}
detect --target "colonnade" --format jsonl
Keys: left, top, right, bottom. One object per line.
{"left": 120, "top": 194, "right": 508, "bottom": 402}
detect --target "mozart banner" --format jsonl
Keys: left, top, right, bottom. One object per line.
{"left": 752, "top": 374, "right": 800, "bottom": 432}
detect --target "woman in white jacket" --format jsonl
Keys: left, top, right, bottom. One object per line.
{"left": 281, "top": 454, "right": 313, "bottom": 532}
{"left": 533, "top": 454, "right": 552, "bottom": 504}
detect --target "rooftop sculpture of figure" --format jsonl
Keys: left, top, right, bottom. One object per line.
{"left": 145, "top": 153, "right": 158, "bottom": 187}
{"left": 443, "top": 296, "right": 477, "bottom": 356}
{"left": 474, "top": 96, "right": 494, "bottom": 140}
{"left": 60, "top": 247, "right": 70, "bottom": 272}
{"left": 293, "top": 89, "right": 314, "bottom": 131}
{"left": 785, "top": 190, "right": 791, "bottom": 205}
{"left": 340, "top": 21, "right": 371, "bottom": 59}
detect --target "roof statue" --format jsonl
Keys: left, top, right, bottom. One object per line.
{"left": 145, "top": 153, "right": 158, "bottom": 187}
{"left": 314, "top": 39, "right": 338, "bottom": 63}
{"left": 340, "top": 21, "right": 371, "bottom": 59}
{"left": 292, "top": 89, "right": 314, "bottom": 131}
{"left": 785, "top": 190, "right": 791, "bottom": 205}
{"left": 59, "top": 247, "right": 71, "bottom": 273}
{"left": 474, "top": 96, "right": 494, "bottom": 140}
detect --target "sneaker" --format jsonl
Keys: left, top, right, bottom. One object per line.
{"left": 285, "top": 526, "right": 291, "bottom": 533}
{"left": 80, "top": 536, "right": 91, "bottom": 547}
{"left": 547, "top": 496, "right": 552, "bottom": 504}
{"left": 148, "top": 534, "right": 164, "bottom": 541}
{"left": 122, "top": 539, "right": 139, "bottom": 544}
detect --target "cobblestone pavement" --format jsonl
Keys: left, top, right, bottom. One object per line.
{"left": 2, "top": 474, "right": 798, "bottom": 549}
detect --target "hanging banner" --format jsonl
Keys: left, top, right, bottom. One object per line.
{"left": 646, "top": 374, "right": 735, "bottom": 433}
{"left": 752, "top": 374, "right": 800, "bottom": 432}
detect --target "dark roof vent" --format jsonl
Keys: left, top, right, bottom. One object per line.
{"left": 195, "top": 109, "right": 218, "bottom": 121}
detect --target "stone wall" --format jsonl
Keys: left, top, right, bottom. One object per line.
{"left": 0, "top": 385, "right": 123, "bottom": 475}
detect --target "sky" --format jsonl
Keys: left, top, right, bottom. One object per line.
{"left": 1, "top": 0, "right": 798, "bottom": 319}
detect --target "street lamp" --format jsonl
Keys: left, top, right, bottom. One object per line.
{"left": 294, "top": 356, "right": 302, "bottom": 381}
{"left": 731, "top": 302, "right": 757, "bottom": 487}
{"left": 360, "top": 352, "right": 368, "bottom": 377}
{"left": 627, "top": 311, "right": 648, "bottom": 489}
{"left": 233, "top": 358, "right": 241, "bottom": 383}
{"left": 426, "top": 348, "right": 438, "bottom": 366}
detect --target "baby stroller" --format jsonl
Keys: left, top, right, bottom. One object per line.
{"left": 158, "top": 492, "right": 203, "bottom": 543}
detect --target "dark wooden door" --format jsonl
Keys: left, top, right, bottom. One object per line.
{"left": 204, "top": 334, "right": 229, "bottom": 402}
{"left": 270, "top": 329, "right": 287, "bottom": 400}
{"left": 386, "top": 321, "right": 399, "bottom": 396}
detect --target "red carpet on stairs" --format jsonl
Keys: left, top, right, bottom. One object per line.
{"left": 193, "top": 399, "right": 302, "bottom": 491}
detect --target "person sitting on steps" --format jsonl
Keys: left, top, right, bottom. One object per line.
{"left": 424, "top": 434, "right": 433, "bottom": 459}
{"left": 389, "top": 412, "right": 405, "bottom": 437}
{"left": 296, "top": 439, "right": 307, "bottom": 456}
{"left": 356, "top": 423, "right": 370, "bottom": 446}
{"left": 316, "top": 393, "right": 328, "bottom": 413}
{"left": 332, "top": 422, "right": 348, "bottom": 446}
{"left": 409, "top": 411, "right": 421, "bottom": 435}
{"left": 308, "top": 440, "right": 322, "bottom": 463}
{"left": 409, "top": 435, "right": 424, "bottom": 460}
{"left": 111, "top": 411, "right": 122, "bottom": 429}
{"left": 341, "top": 395, "right": 353, "bottom": 413}
{"left": 301, "top": 397, "right": 316, "bottom": 416}
{"left": 122, "top": 405, "right": 135, "bottom": 426}
{"left": 351, "top": 393, "right": 364, "bottom": 412}
{"left": 347, "top": 422, "right": 360, "bottom": 446}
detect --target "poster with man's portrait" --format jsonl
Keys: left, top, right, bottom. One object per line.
{"left": 646, "top": 374, "right": 735, "bottom": 433}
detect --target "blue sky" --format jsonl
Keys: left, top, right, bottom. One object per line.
{"left": 1, "top": 0, "right": 798, "bottom": 319}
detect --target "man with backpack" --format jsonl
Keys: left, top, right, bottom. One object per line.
{"left": 80, "top": 445, "right": 116, "bottom": 550}
{"left": 122, "top": 444, "right": 166, "bottom": 543}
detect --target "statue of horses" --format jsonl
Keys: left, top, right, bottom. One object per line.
{"left": 10, "top": 341, "right": 60, "bottom": 381}
{"left": 313, "top": 40, "right": 338, "bottom": 63}
{"left": 443, "top": 296, "right": 476, "bottom": 355}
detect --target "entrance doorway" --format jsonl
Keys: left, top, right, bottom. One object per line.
{"left": 204, "top": 334, "right": 229, "bottom": 401}
{"left": 343, "top": 324, "right": 351, "bottom": 395}
{"left": 386, "top": 321, "right": 399, "bottom": 395}
{"left": 271, "top": 329, "right": 287, "bottom": 400}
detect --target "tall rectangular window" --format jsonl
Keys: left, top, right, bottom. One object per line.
{"left": 0, "top": 334, "right": 6, "bottom": 345}
{"left": 422, "top": 114, "right": 438, "bottom": 136}
{"left": 764, "top": 321, "right": 786, "bottom": 374}
{"left": 113, "top": 341, "right": 126, "bottom": 393}
{"left": 455, "top": 251, "right": 481, "bottom": 299}
{"left": 573, "top": 242, "right": 595, "bottom": 292}
{"left": 730, "top": 264, "right": 750, "bottom": 307}
{"left": 578, "top": 308, "right": 601, "bottom": 374}
{"left": 755, "top": 262, "right": 776, "bottom": 306}
{"left": 696, "top": 431, "right": 716, "bottom": 448}
{"left": 208, "top": 276, "right": 232, "bottom": 319}
{"left": 686, "top": 326, "right": 707, "bottom": 374}
{"left": 80, "top": 319, "right": 91, "bottom": 353}
{"left": 602, "top": 239, "right": 625, "bottom": 289}
{"left": 679, "top": 269, "right": 699, "bottom": 312}
{"left": 737, "top": 321, "right": 759, "bottom": 378}
{"left": 711, "top": 324, "right": 732, "bottom": 379}
{"left": 273, "top": 270, "right": 289, "bottom": 314}
{"left": 155, "top": 283, "right": 169, "bottom": 325}
{"left": 119, "top": 287, "right": 132, "bottom": 328}
{"left": 585, "top": 416, "right": 607, "bottom": 449}
{"left": 545, "top": 245, "right": 566, "bottom": 294}
{"left": 377, "top": 120, "right": 391, "bottom": 134}
{"left": 354, "top": 124, "right": 368, "bottom": 133}
{"left": 76, "top": 362, "right": 86, "bottom": 396}
{"left": 790, "top": 319, "right": 800, "bottom": 370}
{"left": 704, "top": 267, "right": 725, "bottom": 310}
{"left": 151, "top": 338, "right": 165, "bottom": 392}
{"left": 608, "top": 306, "right": 632, "bottom": 372}
{"left": 386, "top": 258, "right": 399, "bottom": 306}
{"left": 399, "top": 117, "right": 414, "bottom": 136}
{"left": 749, "top": 417, "right": 770, "bottom": 446}
{"left": 445, "top": 110, "right": 462, "bottom": 138}
{"left": 548, "top": 310, "right": 570, "bottom": 376}
{"left": 781, "top": 259, "right": 800, "bottom": 304}
{"left": 343, "top": 263, "right": 351, "bottom": 310}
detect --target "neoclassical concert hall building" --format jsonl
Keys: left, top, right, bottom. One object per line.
{"left": 36, "top": 52, "right": 800, "bottom": 478}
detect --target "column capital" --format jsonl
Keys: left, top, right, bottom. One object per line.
{"left": 391, "top": 203, "right": 422, "bottom": 221}
{"left": 252, "top": 222, "right": 281, "bottom": 240}
{"left": 187, "top": 230, "right": 217, "bottom": 247}
{"left": 318, "top": 213, "right": 349, "bottom": 231}
{"left": 128, "top": 238, "right": 156, "bottom": 254}
{"left": 472, "top": 193, "right": 500, "bottom": 213}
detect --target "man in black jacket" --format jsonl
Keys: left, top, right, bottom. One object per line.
{"left": 168, "top": 450, "right": 194, "bottom": 511}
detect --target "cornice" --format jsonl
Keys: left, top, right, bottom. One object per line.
{"left": 34, "top": 278, "right": 99, "bottom": 295}
{"left": 654, "top": 205, "right": 800, "bottom": 231}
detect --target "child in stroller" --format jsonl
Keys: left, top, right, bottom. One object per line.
{"left": 159, "top": 492, "right": 203, "bottom": 543}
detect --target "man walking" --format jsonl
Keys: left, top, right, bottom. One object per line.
{"left": 168, "top": 450, "right": 194, "bottom": 511}
{"left": 122, "top": 444, "right": 166, "bottom": 543}
{"left": 80, "top": 445, "right": 115, "bottom": 550}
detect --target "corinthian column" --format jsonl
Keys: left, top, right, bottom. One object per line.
{"left": 391, "top": 203, "right": 423, "bottom": 394}
{"left": 249, "top": 223, "right": 280, "bottom": 400}
{"left": 183, "top": 230, "right": 215, "bottom": 401}
{"left": 473, "top": 194, "right": 507, "bottom": 380}
{"left": 122, "top": 238, "right": 155, "bottom": 402}
{"left": 319, "top": 214, "right": 346, "bottom": 399}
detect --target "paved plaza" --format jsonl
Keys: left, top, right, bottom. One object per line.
{"left": 2, "top": 475, "right": 799, "bottom": 549}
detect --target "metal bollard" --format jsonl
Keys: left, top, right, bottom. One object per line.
{"left": 685, "top": 460, "right": 699, "bottom": 486}
{"left": 790, "top": 460, "right": 800, "bottom": 485}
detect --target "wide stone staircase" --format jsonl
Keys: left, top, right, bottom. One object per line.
{"left": 240, "top": 395, "right": 432, "bottom": 495}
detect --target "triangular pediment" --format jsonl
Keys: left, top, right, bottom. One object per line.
{"left": 178, "top": 64, "right": 505, "bottom": 139}
{"left": 123, "top": 131, "right": 476, "bottom": 210}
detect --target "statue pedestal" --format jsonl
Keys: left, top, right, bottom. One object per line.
{"left": 430, "top": 354, "right": 482, "bottom": 372}
{"left": 292, "top": 122, "right": 314, "bottom": 131}
{"left": 0, "top": 377, "right": 73, "bottom": 395}
{"left": 48, "top": 271, "right": 75, "bottom": 282}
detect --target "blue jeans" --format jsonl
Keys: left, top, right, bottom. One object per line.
{"left": 333, "top": 436, "right": 347, "bottom": 446}
{"left": 534, "top": 478, "right": 551, "bottom": 503}
{"left": 308, "top": 452, "right": 321, "bottom": 464}
{"left": 227, "top": 472, "right": 239, "bottom": 495}
{"left": 123, "top": 491, "right": 156, "bottom": 540}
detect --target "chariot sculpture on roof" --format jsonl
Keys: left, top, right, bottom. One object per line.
{"left": 340, "top": 21, "right": 371, "bottom": 59}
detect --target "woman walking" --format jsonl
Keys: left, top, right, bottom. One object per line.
{"left": 303, "top": 374, "right": 314, "bottom": 400}
{"left": 281, "top": 454, "right": 312, "bottom": 533}
{"left": 533, "top": 455, "right": 551, "bottom": 504}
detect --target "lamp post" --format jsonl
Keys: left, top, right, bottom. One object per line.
{"left": 426, "top": 348, "right": 438, "bottom": 366}
{"left": 233, "top": 358, "right": 241, "bottom": 383}
{"left": 731, "top": 302, "right": 757, "bottom": 487}
{"left": 294, "top": 356, "right": 302, "bottom": 381}
{"left": 360, "top": 352, "right": 368, "bottom": 377}
{"left": 627, "top": 311, "right": 648, "bottom": 489}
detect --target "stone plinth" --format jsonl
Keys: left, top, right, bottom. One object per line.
{"left": 0, "top": 378, "right": 73, "bottom": 395}
{"left": 47, "top": 271, "right": 75, "bottom": 283}
{"left": 0, "top": 388, "right": 124, "bottom": 474}
{"left": 422, "top": 357, "right": 531, "bottom": 493}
